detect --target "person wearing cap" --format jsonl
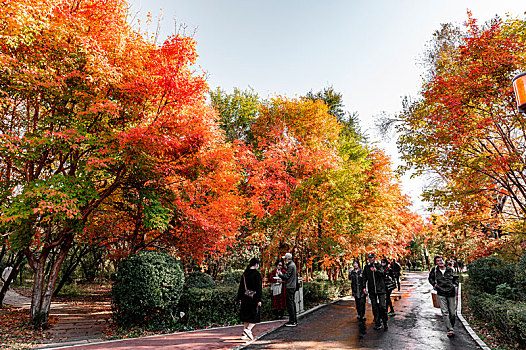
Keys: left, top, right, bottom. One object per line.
{"left": 278, "top": 253, "right": 298, "bottom": 326}
{"left": 363, "top": 253, "right": 388, "bottom": 331}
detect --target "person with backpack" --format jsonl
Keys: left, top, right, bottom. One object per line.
{"left": 237, "top": 258, "right": 262, "bottom": 341}
{"left": 363, "top": 253, "right": 388, "bottom": 331}
{"left": 428, "top": 255, "right": 459, "bottom": 338}
{"left": 278, "top": 253, "right": 298, "bottom": 326}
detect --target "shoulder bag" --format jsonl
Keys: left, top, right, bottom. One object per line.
{"left": 431, "top": 267, "right": 439, "bottom": 308}
{"left": 243, "top": 274, "right": 256, "bottom": 298}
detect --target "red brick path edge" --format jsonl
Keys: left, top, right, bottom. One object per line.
{"left": 39, "top": 320, "right": 287, "bottom": 350}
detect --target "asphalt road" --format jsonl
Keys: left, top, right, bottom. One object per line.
{"left": 245, "top": 272, "right": 481, "bottom": 350}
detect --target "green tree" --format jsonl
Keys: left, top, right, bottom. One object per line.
{"left": 210, "top": 87, "right": 260, "bottom": 144}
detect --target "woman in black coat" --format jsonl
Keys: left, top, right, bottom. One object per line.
{"left": 237, "top": 257, "right": 262, "bottom": 341}
{"left": 349, "top": 260, "right": 366, "bottom": 322}
{"left": 381, "top": 258, "right": 396, "bottom": 316}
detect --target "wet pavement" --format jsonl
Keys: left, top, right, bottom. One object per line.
{"left": 245, "top": 272, "right": 481, "bottom": 350}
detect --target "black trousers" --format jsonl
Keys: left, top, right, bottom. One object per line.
{"left": 286, "top": 289, "right": 297, "bottom": 323}
{"left": 369, "top": 293, "right": 388, "bottom": 326}
{"left": 354, "top": 295, "right": 366, "bottom": 319}
{"left": 386, "top": 290, "right": 394, "bottom": 312}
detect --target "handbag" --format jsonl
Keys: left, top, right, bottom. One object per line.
{"left": 386, "top": 278, "right": 396, "bottom": 292}
{"left": 431, "top": 267, "right": 440, "bottom": 308}
{"left": 243, "top": 274, "right": 256, "bottom": 298}
{"left": 431, "top": 290, "right": 440, "bottom": 308}
{"left": 271, "top": 283, "right": 282, "bottom": 296}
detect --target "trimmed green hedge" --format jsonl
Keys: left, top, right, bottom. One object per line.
{"left": 466, "top": 284, "right": 526, "bottom": 348}
{"left": 515, "top": 253, "right": 526, "bottom": 301}
{"left": 303, "top": 280, "right": 352, "bottom": 308}
{"left": 184, "top": 271, "right": 216, "bottom": 289}
{"left": 176, "top": 279, "right": 352, "bottom": 330}
{"left": 216, "top": 269, "right": 244, "bottom": 286}
{"left": 178, "top": 286, "right": 239, "bottom": 329}
{"left": 467, "top": 256, "right": 515, "bottom": 295}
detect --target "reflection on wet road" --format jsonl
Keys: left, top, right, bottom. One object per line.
{"left": 245, "top": 272, "right": 480, "bottom": 350}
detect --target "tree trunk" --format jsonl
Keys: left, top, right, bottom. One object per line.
{"left": 0, "top": 245, "right": 6, "bottom": 266}
{"left": 0, "top": 252, "right": 24, "bottom": 306}
{"left": 53, "top": 246, "right": 83, "bottom": 297}
{"left": 27, "top": 235, "right": 73, "bottom": 329}
{"left": 99, "top": 254, "right": 105, "bottom": 285}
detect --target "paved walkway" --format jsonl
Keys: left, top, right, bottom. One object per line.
{"left": 3, "top": 289, "right": 110, "bottom": 346}
{"left": 4, "top": 272, "right": 485, "bottom": 349}
{"left": 39, "top": 321, "right": 287, "bottom": 350}
{"left": 245, "top": 272, "right": 480, "bottom": 350}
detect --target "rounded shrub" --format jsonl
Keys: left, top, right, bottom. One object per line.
{"left": 467, "top": 256, "right": 515, "bottom": 294}
{"left": 216, "top": 269, "right": 244, "bottom": 286}
{"left": 184, "top": 271, "right": 216, "bottom": 289}
{"left": 496, "top": 283, "right": 516, "bottom": 300}
{"left": 111, "top": 250, "right": 184, "bottom": 328}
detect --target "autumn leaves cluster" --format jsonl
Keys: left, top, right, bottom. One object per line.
{"left": 395, "top": 13, "right": 526, "bottom": 262}
{"left": 0, "top": 1, "right": 421, "bottom": 322}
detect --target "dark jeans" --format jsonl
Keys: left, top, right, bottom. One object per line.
{"left": 369, "top": 293, "right": 388, "bottom": 326}
{"left": 386, "top": 291, "right": 394, "bottom": 312}
{"left": 395, "top": 274, "right": 401, "bottom": 291}
{"left": 354, "top": 295, "right": 366, "bottom": 319}
{"left": 286, "top": 289, "right": 297, "bottom": 323}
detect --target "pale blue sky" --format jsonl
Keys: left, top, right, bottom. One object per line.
{"left": 128, "top": 0, "right": 525, "bottom": 214}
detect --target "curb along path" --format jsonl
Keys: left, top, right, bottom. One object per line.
{"left": 457, "top": 283, "right": 491, "bottom": 350}
{"left": 39, "top": 321, "right": 288, "bottom": 350}
{"left": 33, "top": 294, "right": 345, "bottom": 349}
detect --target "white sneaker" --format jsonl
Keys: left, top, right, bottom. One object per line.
{"left": 243, "top": 328, "right": 254, "bottom": 340}
{"left": 241, "top": 334, "right": 249, "bottom": 340}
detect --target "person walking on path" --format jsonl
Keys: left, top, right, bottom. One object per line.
{"left": 381, "top": 258, "right": 396, "bottom": 316}
{"left": 269, "top": 260, "right": 287, "bottom": 319}
{"left": 391, "top": 258, "right": 402, "bottom": 291}
{"left": 278, "top": 253, "right": 297, "bottom": 327}
{"left": 237, "top": 258, "right": 263, "bottom": 341}
{"left": 349, "top": 260, "right": 366, "bottom": 323}
{"left": 428, "top": 255, "right": 459, "bottom": 338}
{"left": 363, "top": 253, "right": 388, "bottom": 331}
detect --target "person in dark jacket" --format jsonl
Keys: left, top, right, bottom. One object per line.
{"left": 349, "top": 260, "right": 366, "bottom": 322}
{"left": 278, "top": 252, "right": 297, "bottom": 326}
{"left": 381, "top": 258, "right": 396, "bottom": 316}
{"left": 363, "top": 253, "right": 388, "bottom": 330}
{"left": 237, "top": 257, "right": 262, "bottom": 341}
{"left": 428, "top": 255, "right": 459, "bottom": 338}
{"left": 391, "top": 258, "right": 402, "bottom": 291}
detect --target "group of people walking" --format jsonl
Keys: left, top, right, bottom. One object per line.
{"left": 236, "top": 252, "right": 459, "bottom": 341}
{"left": 349, "top": 253, "right": 401, "bottom": 331}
